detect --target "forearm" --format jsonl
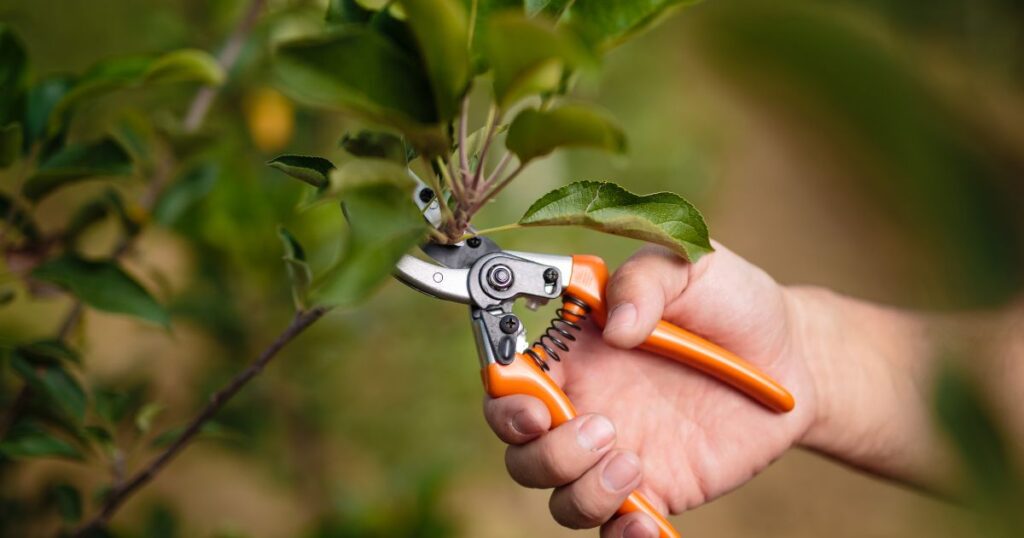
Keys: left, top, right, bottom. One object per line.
{"left": 787, "top": 286, "right": 955, "bottom": 489}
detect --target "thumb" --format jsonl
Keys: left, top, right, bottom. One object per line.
{"left": 602, "top": 246, "right": 690, "bottom": 349}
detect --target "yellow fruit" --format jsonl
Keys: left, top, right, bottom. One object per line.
{"left": 244, "top": 87, "right": 294, "bottom": 152}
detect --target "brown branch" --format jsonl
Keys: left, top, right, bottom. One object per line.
{"left": 72, "top": 306, "right": 329, "bottom": 536}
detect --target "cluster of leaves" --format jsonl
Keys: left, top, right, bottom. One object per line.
{"left": 0, "top": 22, "right": 227, "bottom": 533}
{"left": 266, "top": 0, "right": 713, "bottom": 310}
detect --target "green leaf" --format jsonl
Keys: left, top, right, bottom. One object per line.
{"left": 23, "top": 75, "right": 74, "bottom": 148}
{"left": 273, "top": 28, "right": 446, "bottom": 155}
{"left": 135, "top": 402, "right": 163, "bottom": 434}
{"left": 312, "top": 183, "right": 426, "bottom": 307}
{"left": 0, "top": 122, "right": 21, "bottom": 168}
{"left": 17, "top": 339, "right": 80, "bottom": 365}
{"left": 398, "top": 0, "right": 471, "bottom": 121}
{"left": 278, "top": 226, "right": 313, "bottom": 310}
{"left": 0, "top": 24, "right": 28, "bottom": 126}
{"left": 340, "top": 130, "right": 409, "bottom": 164}
{"left": 50, "top": 49, "right": 224, "bottom": 134}
{"left": 83, "top": 425, "right": 115, "bottom": 454}
{"left": 525, "top": 0, "right": 573, "bottom": 18}
{"left": 519, "top": 180, "right": 712, "bottom": 261}
{"left": 267, "top": 155, "right": 335, "bottom": 188}
{"left": 0, "top": 423, "right": 82, "bottom": 460}
{"left": 0, "top": 191, "right": 40, "bottom": 243}
{"left": 141, "top": 49, "right": 225, "bottom": 86}
{"left": 326, "top": 0, "right": 375, "bottom": 24}
{"left": 22, "top": 137, "right": 133, "bottom": 203}
{"left": 563, "top": 0, "right": 697, "bottom": 51}
{"left": 0, "top": 287, "right": 15, "bottom": 306}
{"left": 93, "top": 386, "right": 145, "bottom": 425}
{"left": 11, "top": 354, "right": 87, "bottom": 423}
{"left": 51, "top": 483, "right": 83, "bottom": 524}
{"left": 506, "top": 104, "right": 626, "bottom": 163}
{"left": 31, "top": 254, "right": 170, "bottom": 326}
{"left": 111, "top": 112, "right": 158, "bottom": 167}
{"left": 327, "top": 157, "right": 416, "bottom": 197}
{"left": 65, "top": 189, "right": 139, "bottom": 247}
{"left": 485, "top": 14, "right": 590, "bottom": 108}
{"left": 153, "top": 163, "right": 219, "bottom": 226}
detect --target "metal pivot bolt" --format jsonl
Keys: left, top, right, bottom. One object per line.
{"left": 543, "top": 267, "right": 559, "bottom": 284}
{"left": 499, "top": 314, "right": 519, "bottom": 334}
{"left": 466, "top": 236, "right": 482, "bottom": 248}
{"left": 487, "top": 264, "right": 514, "bottom": 291}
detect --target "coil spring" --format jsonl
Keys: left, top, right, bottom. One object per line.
{"left": 524, "top": 295, "right": 591, "bottom": 371}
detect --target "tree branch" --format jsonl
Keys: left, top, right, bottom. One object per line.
{"left": 73, "top": 306, "right": 329, "bottom": 536}
{"left": 182, "top": 0, "right": 268, "bottom": 132}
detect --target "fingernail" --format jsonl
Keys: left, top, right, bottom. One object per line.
{"left": 577, "top": 415, "right": 615, "bottom": 452}
{"left": 606, "top": 303, "right": 637, "bottom": 334}
{"left": 623, "top": 517, "right": 656, "bottom": 538}
{"left": 602, "top": 452, "right": 641, "bottom": 491}
{"left": 511, "top": 411, "right": 542, "bottom": 436}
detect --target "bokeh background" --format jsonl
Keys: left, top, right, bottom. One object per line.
{"left": 2, "top": 0, "right": 1023, "bottom": 536}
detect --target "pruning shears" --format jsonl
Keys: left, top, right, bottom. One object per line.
{"left": 394, "top": 180, "right": 795, "bottom": 538}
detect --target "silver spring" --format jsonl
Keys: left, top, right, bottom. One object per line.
{"left": 524, "top": 296, "right": 591, "bottom": 371}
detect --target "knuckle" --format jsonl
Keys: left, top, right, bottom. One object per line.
{"left": 537, "top": 439, "right": 572, "bottom": 483}
{"left": 551, "top": 490, "right": 604, "bottom": 529}
{"left": 504, "top": 447, "right": 529, "bottom": 485}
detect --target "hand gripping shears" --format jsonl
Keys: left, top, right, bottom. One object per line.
{"left": 394, "top": 182, "right": 795, "bottom": 538}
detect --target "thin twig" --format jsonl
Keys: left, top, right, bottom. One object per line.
{"left": 0, "top": 299, "right": 84, "bottom": 438}
{"left": 472, "top": 163, "right": 525, "bottom": 214}
{"left": 461, "top": 222, "right": 522, "bottom": 240}
{"left": 73, "top": 306, "right": 329, "bottom": 536}
{"left": 182, "top": 0, "right": 268, "bottom": 132}
{"left": 471, "top": 105, "right": 499, "bottom": 190}
{"left": 458, "top": 96, "right": 471, "bottom": 190}
{"left": 0, "top": 385, "right": 32, "bottom": 440}
{"left": 57, "top": 301, "right": 84, "bottom": 341}
{"left": 418, "top": 158, "right": 453, "bottom": 223}
{"left": 483, "top": 151, "right": 512, "bottom": 188}
{"left": 466, "top": 0, "right": 479, "bottom": 48}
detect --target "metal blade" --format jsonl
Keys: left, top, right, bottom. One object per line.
{"left": 421, "top": 235, "right": 502, "bottom": 269}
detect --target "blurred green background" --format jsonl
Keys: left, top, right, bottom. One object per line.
{"left": 1, "top": 0, "right": 1023, "bottom": 536}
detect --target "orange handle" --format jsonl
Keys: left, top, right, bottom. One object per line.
{"left": 566, "top": 255, "right": 795, "bottom": 413}
{"left": 483, "top": 355, "right": 681, "bottom": 538}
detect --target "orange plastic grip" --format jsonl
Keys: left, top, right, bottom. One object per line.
{"left": 483, "top": 355, "right": 681, "bottom": 538}
{"left": 566, "top": 255, "right": 795, "bottom": 413}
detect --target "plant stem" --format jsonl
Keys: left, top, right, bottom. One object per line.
{"left": 467, "top": 0, "right": 479, "bottom": 48}
{"left": 183, "top": 0, "right": 268, "bottom": 132}
{"left": 458, "top": 96, "right": 471, "bottom": 189}
{"left": 461, "top": 222, "right": 522, "bottom": 239}
{"left": 483, "top": 151, "right": 512, "bottom": 187}
{"left": 472, "top": 162, "right": 525, "bottom": 213}
{"left": 471, "top": 105, "right": 499, "bottom": 190}
{"left": 435, "top": 156, "right": 463, "bottom": 202}
{"left": 417, "top": 158, "right": 453, "bottom": 223}
{"left": 72, "top": 306, "right": 329, "bottom": 536}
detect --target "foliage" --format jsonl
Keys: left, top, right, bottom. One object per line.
{"left": 271, "top": 0, "right": 712, "bottom": 257}
{"left": 519, "top": 181, "right": 712, "bottom": 260}
{"left": 1, "top": 0, "right": 708, "bottom": 534}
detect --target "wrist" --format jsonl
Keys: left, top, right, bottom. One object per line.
{"left": 785, "top": 286, "right": 947, "bottom": 486}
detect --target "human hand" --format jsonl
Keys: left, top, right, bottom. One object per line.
{"left": 483, "top": 243, "right": 821, "bottom": 537}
